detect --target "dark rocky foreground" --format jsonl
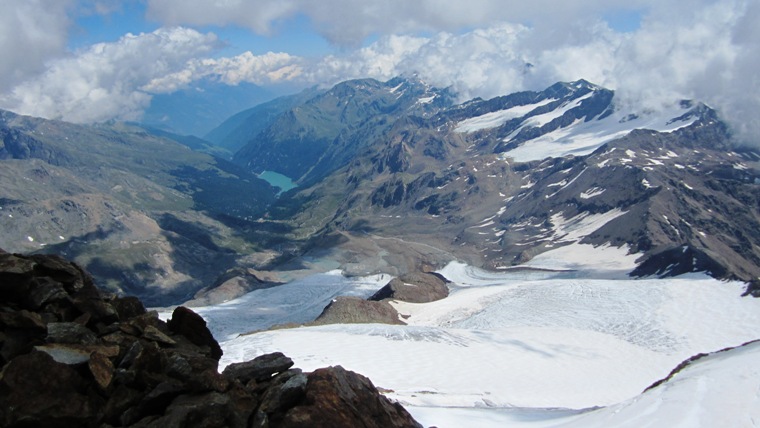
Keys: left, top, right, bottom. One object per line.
{"left": 0, "top": 250, "right": 422, "bottom": 428}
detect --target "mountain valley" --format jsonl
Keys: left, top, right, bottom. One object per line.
{"left": 2, "top": 75, "right": 760, "bottom": 427}
{"left": 2, "top": 77, "right": 759, "bottom": 306}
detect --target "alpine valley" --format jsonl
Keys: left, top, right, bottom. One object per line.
{"left": 2, "top": 76, "right": 759, "bottom": 427}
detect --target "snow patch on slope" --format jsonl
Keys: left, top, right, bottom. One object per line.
{"left": 454, "top": 98, "right": 556, "bottom": 133}
{"left": 503, "top": 102, "right": 699, "bottom": 162}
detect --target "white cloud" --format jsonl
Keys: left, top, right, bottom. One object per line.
{"left": 145, "top": 0, "right": 299, "bottom": 35}
{"left": 0, "top": 27, "right": 220, "bottom": 123}
{"left": 142, "top": 51, "right": 304, "bottom": 93}
{"left": 145, "top": 0, "right": 654, "bottom": 45}
{"left": 1, "top": 0, "right": 758, "bottom": 145}
{"left": 0, "top": 0, "right": 73, "bottom": 92}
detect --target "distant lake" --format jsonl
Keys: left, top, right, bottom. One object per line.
{"left": 258, "top": 171, "right": 298, "bottom": 195}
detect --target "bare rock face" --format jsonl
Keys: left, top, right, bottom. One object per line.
{"left": 223, "top": 352, "right": 294, "bottom": 384}
{"left": 313, "top": 296, "right": 404, "bottom": 325}
{"left": 369, "top": 272, "right": 450, "bottom": 303}
{"left": 0, "top": 251, "right": 422, "bottom": 427}
{"left": 281, "top": 366, "right": 423, "bottom": 428}
{"left": 167, "top": 305, "right": 223, "bottom": 360}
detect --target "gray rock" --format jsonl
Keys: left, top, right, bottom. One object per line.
{"left": 222, "top": 352, "right": 294, "bottom": 383}
{"left": 369, "top": 272, "right": 449, "bottom": 303}
{"left": 46, "top": 322, "right": 97, "bottom": 345}
{"left": 313, "top": 296, "right": 404, "bottom": 325}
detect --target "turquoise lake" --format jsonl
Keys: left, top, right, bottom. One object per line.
{"left": 258, "top": 171, "right": 298, "bottom": 194}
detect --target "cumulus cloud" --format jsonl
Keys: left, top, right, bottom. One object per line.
{"left": 1, "top": 0, "right": 758, "bottom": 145}
{"left": 0, "top": 0, "right": 73, "bottom": 92}
{"left": 145, "top": 0, "right": 653, "bottom": 45}
{"left": 142, "top": 51, "right": 304, "bottom": 93}
{"left": 0, "top": 27, "right": 220, "bottom": 123}
{"left": 289, "top": 0, "right": 759, "bottom": 144}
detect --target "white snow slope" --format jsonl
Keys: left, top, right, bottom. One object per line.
{"left": 179, "top": 260, "right": 760, "bottom": 428}
{"left": 502, "top": 101, "right": 698, "bottom": 162}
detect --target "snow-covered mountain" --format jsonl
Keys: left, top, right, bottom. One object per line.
{"left": 451, "top": 80, "right": 705, "bottom": 161}
{"left": 175, "top": 79, "right": 759, "bottom": 426}
{"left": 2, "top": 74, "right": 758, "bottom": 427}
{"left": 243, "top": 77, "right": 759, "bottom": 287}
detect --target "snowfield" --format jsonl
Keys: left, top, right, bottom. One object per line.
{"left": 175, "top": 259, "right": 760, "bottom": 427}
{"left": 503, "top": 101, "right": 699, "bottom": 162}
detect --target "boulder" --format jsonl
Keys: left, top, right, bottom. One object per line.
{"left": 0, "top": 250, "right": 423, "bottom": 427}
{"left": 313, "top": 296, "right": 404, "bottom": 325}
{"left": 280, "top": 366, "right": 422, "bottom": 428}
{"left": 222, "top": 352, "right": 294, "bottom": 384}
{"left": 46, "top": 321, "right": 98, "bottom": 344}
{"left": 167, "top": 306, "right": 223, "bottom": 360}
{"left": 0, "top": 350, "right": 100, "bottom": 427}
{"left": 369, "top": 272, "right": 449, "bottom": 303}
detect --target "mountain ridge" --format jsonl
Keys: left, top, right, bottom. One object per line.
{"left": 241, "top": 77, "right": 759, "bottom": 287}
{"left": 1, "top": 76, "right": 758, "bottom": 306}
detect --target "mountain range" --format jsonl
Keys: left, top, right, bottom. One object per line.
{"left": 1, "top": 76, "right": 758, "bottom": 307}
{"left": 2, "top": 75, "right": 759, "bottom": 428}
{"left": 226, "top": 77, "right": 760, "bottom": 289}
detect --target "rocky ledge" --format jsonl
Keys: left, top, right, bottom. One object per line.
{"left": 0, "top": 250, "right": 421, "bottom": 428}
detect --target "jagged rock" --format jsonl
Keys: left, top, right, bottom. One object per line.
{"left": 281, "top": 365, "right": 422, "bottom": 428}
{"left": 0, "top": 309, "right": 46, "bottom": 331}
{"left": 90, "top": 351, "right": 115, "bottom": 390}
{"left": 258, "top": 369, "right": 308, "bottom": 415}
{"left": 167, "top": 306, "right": 223, "bottom": 360}
{"left": 223, "top": 352, "right": 294, "bottom": 384}
{"left": 744, "top": 279, "right": 760, "bottom": 297}
{"left": 137, "top": 380, "right": 186, "bottom": 416}
{"left": 369, "top": 272, "right": 449, "bottom": 303}
{"left": 47, "top": 321, "right": 98, "bottom": 344}
{"left": 111, "top": 295, "right": 147, "bottom": 320}
{"left": 0, "top": 251, "right": 423, "bottom": 427}
{"left": 166, "top": 353, "right": 193, "bottom": 379}
{"left": 142, "top": 391, "right": 254, "bottom": 428}
{"left": 0, "top": 350, "right": 100, "bottom": 427}
{"left": 313, "top": 296, "right": 404, "bottom": 325}
{"left": 143, "top": 325, "right": 178, "bottom": 346}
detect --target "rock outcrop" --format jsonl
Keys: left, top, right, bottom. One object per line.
{"left": 0, "top": 251, "right": 421, "bottom": 428}
{"left": 369, "top": 272, "right": 449, "bottom": 303}
{"left": 311, "top": 271, "right": 450, "bottom": 327}
{"left": 312, "top": 297, "right": 404, "bottom": 325}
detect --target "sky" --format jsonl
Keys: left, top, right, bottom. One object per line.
{"left": 0, "top": 0, "right": 758, "bottom": 144}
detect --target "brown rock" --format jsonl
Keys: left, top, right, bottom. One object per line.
{"left": 167, "top": 306, "right": 222, "bottom": 360}
{"left": 280, "top": 365, "right": 422, "bottom": 428}
{"left": 0, "top": 350, "right": 101, "bottom": 427}
{"left": 103, "top": 384, "right": 143, "bottom": 425}
{"left": 369, "top": 272, "right": 449, "bottom": 303}
{"left": 0, "top": 251, "right": 424, "bottom": 428}
{"left": 110, "top": 295, "right": 147, "bottom": 320}
{"left": 137, "top": 380, "right": 186, "bottom": 416}
{"left": 259, "top": 370, "right": 308, "bottom": 415}
{"left": 27, "top": 276, "right": 68, "bottom": 309}
{"left": 0, "top": 309, "right": 46, "bottom": 331}
{"left": 143, "top": 325, "right": 178, "bottom": 346}
{"left": 90, "top": 351, "right": 115, "bottom": 390}
{"left": 313, "top": 296, "right": 404, "bottom": 325}
{"left": 142, "top": 391, "right": 252, "bottom": 428}
{"left": 124, "top": 310, "right": 163, "bottom": 334}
